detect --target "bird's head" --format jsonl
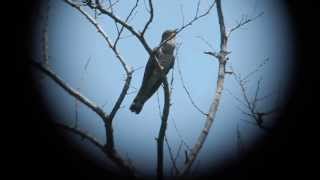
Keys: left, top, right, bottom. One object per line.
{"left": 161, "top": 29, "right": 178, "bottom": 43}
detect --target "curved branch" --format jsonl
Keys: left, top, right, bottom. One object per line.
{"left": 63, "top": 0, "right": 132, "bottom": 74}
{"left": 141, "top": 0, "right": 154, "bottom": 36}
{"left": 156, "top": 78, "right": 170, "bottom": 180}
{"left": 109, "top": 73, "right": 132, "bottom": 121}
{"left": 86, "top": 0, "right": 154, "bottom": 54}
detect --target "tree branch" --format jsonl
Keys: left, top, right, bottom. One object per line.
{"left": 141, "top": 0, "right": 153, "bottom": 36}
{"left": 179, "top": 0, "right": 229, "bottom": 175}
{"left": 55, "top": 122, "right": 136, "bottom": 175}
{"left": 157, "top": 78, "right": 170, "bottom": 180}
{"left": 176, "top": 48, "right": 208, "bottom": 116}
{"left": 32, "top": 61, "right": 109, "bottom": 122}
{"left": 88, "top": 0, "right": 153, "bottom": 54}
{"left": 228, "top": 12, "right": 264, "bottom": 36}
{"left": 63, "top": 0, "right": 132, "bottom": 74}
{"left": 114, "top": 0, "right": 139, "bottom": 48}
{"left": 36, "top": 1, "right": 137, "bottom": 175}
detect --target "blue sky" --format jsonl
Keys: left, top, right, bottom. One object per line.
{"left": 33, "top": 0, "right": 295, "bottom": 176}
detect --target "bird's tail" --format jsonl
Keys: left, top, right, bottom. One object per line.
{"left": 130, "top": 97, "right": 145, "bottom": 114}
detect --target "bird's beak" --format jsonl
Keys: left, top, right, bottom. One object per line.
{"left": 173, "top": 28, "right": 178, "bottom": 34}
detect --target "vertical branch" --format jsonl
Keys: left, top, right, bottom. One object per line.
{"left": 141, "top": 0, "right": 154, "bottom": 36}
{"left": 180, "top": 0, "right": 229, "bottom": 175}
{"left": 157, "top": 78, "right": 170, "bottom": 180}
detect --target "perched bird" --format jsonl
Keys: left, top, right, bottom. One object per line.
{"left": 130, "top": 29, "right": 177, "bottom": 114}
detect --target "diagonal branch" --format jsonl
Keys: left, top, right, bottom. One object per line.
{"left": 37, "top": 1, "right": 136, "bottom": 175}
{"left": 164, "top": 136, "right": 180, "bottom": 175}
{"left": 93, "top": 0, "right": 153, "bottom": 54}
{"left": 114, "top": 0, "right": 139, "bottom": 47}
{"left": 55, "top": 122, "right": 136, "bottom": 175}
{"left": 176, "top": 48, "right": 208, "bottom": 116}
{"left": 63, "top": 0, "right": 132, "bottom": 74}
{"left": 55, "top": 122, "right": 105, "bottom": 151}
{"left": 228, "top": 12, "right": 264, "bottom": 36}
{"left": 109, "top": 73, "right": 132, "bottom": 120}
{"left": 32, "top": 61, "right": 109, "bottom": 122}
{"left": 155, "top": 0, "right": 216, "bottom": 53}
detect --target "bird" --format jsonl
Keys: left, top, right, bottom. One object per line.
{"left": 130, "top": 29, "right": 177, "bottom": 114}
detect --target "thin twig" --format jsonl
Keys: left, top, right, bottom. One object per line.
{"left": 165, "top": 136, "right": 180, "bottom": 175}
{"left": 141, "top": 0, "right": 153, "bottom": 36}
{"left": 114, "top": 0, "right": 139, "bottom": 47}
{"left": 228, "top": 12, "right": 264, "bottom": 36}
{"left": 176, "top": 47, "right": 208, "bottom": 116}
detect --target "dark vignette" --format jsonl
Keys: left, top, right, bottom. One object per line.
{"left": 9, "top": 0, "right": 317, "bottom": 179}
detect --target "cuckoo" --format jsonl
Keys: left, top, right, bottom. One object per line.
{"left": 130, "top": 29, "right": 177, "bottom": 114}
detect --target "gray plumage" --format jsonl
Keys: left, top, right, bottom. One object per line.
{"left": 130, "top": 29, "right": 177, "bottom": 114}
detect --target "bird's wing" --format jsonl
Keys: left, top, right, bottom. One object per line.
{"left": 141, "top": 48, "right": 159, "bottom": 85}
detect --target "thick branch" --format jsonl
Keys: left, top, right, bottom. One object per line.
{"left": 180, "top": 0, "right": 228, "bottom": 175}
{"left": 216, "top": 0, "right": 228, "bottom": 52}
{"left": 157, "top": 78, "right": 170, "bottom": 180}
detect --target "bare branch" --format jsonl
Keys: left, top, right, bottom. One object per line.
{"left": 252, "top": 76, "right": 263, "bottom": 110}
{"left": 171, "top": 117, "right": 192, "bottom": 151}
{"left": 154, "top": 0, "right": 216, "bottom": 53}
{"left": 228, "top": 12, "right": 264, "bottom": 36}
{"left": 107, "top": 0, "right": 120, "bottom": 34}
{"left": 157, "top": 78, "right": 170, "bottom": 180}
{"left": 175, "top": 0, "right": 216, "bottom": 35}
{"left": 225, "top": 88, "right": 247, "bottom": 107}
{"left": 242, "top": 57, "right": 269, "bottom": 82}
{"left": 63, "top": 0, "right": 132, "bottom": 74}
{"left": 141, "top": 0, "right": 153, "bottom": 36}
{"left": 176, "top": 49, "right": 208, "bottom": 116}
{"left": 88, "top": 0, "right": 153, "bottom": 54}
{"left": 196, "top": 35, "right": 215, "bottom": 51}
{"left": 32, "top": 61, "right": 109, "bottom": 122}
{"left": 165, "top": 136, "right": 180, "bottom": 175}
{"left": 109, "top": 73, "right": 133, "bottom": 120}
{"left": 39, "top": 1, "right": 138, "bottom": 176}
{"left": 114, "top": 0, "right": 139, "bottom": 47}
{"left": 180, "top": 0, "right": 229, "bottom": 175}
{"left": 55, "top": 122, "right": 105, "bottom": 150}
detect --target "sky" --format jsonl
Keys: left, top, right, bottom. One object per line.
{"left": 33, "top": 0, "right": 295, "bottom": 177}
